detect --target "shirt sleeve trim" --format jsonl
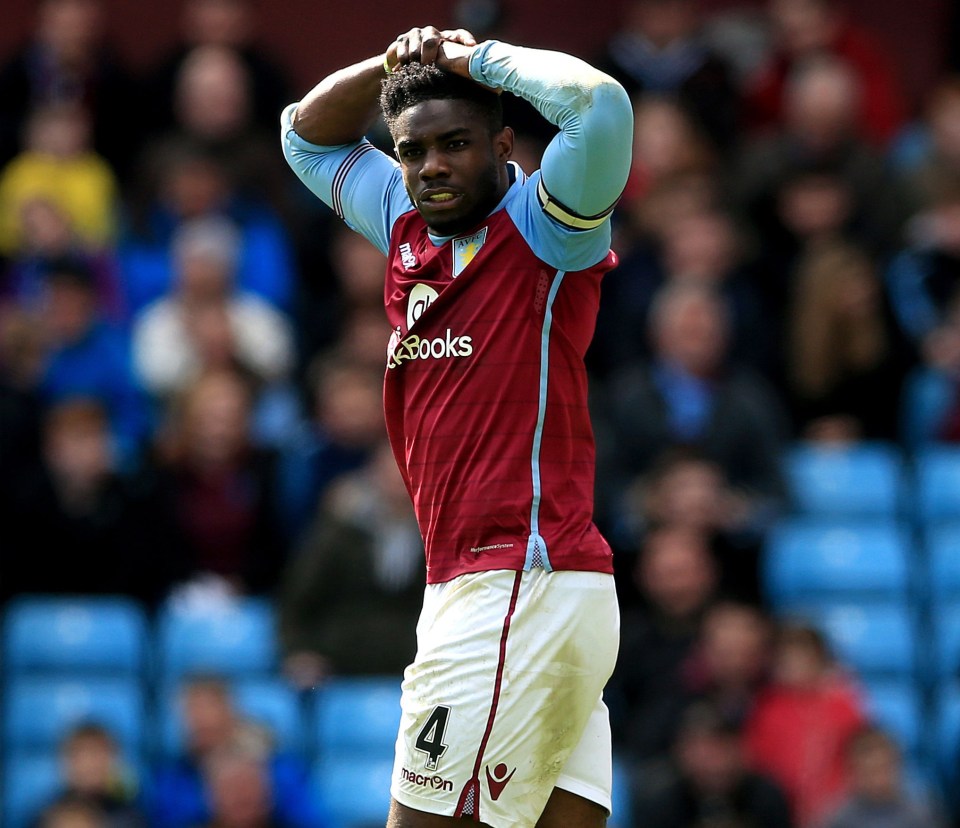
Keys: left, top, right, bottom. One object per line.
{"left": 332, "top": 142, "right": 380, "bottom": 219}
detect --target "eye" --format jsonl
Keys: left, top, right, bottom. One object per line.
{"left": 399, "top": 146, "right": 423, "bottom": 160}
{"left": 448, "top": 139, "right": 468, "bottom": 150}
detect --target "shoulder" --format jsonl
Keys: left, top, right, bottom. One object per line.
{"left": 506, "top": 168, "right": 615, "bottom": 272}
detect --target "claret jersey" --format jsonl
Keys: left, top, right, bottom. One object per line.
{"left": 382, "top": 177, "right": 616, "bottom": 581}
{"left": 281, "top": 39, "right": 633, "bottom": 583}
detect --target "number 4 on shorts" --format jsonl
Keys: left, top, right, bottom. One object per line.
{"left": 415, "top": 705, "right": 450, "bottom": 771}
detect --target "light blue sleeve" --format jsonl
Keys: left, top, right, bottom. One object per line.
{"left": 279, "top": 103, "right": 413, "bottom": 255}
{"left": 468, "top": 41, "right": 633, "bottom": 271}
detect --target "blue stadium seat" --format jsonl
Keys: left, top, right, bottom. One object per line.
{"left": 3, "top": 595, "right": 148, "bottom": 675}
{"left": 927, "top": 523, "right": 960, "bottom": 606}
{"left": 3, "top": 751, "right": 62, "bottom": 828}
{"left": 915, "top": 445, "right": 960, "bottom": 522}
{"left": 312, "top": 755, "right": 394, "bottom": 828}
{"left": 934, "top": 684, "right": 960, "bottom": 785}
{"left": 156, "top": 598, "right": 277, "bottom": 679}
{"left": 3, "top": 675, "right": 146, "bottom": 755}
{"left": 313, "top": 676, "right": 403, "bottom": 760}
{"left": 785, "top": 604, "right": 918, "bottom": 680}
{"left": 785, "top": 441, "right": 904, "bottom": 517}
{"left": 156, "top": 676, "right": 306, "bottom": 757}
{"left": 763, "top": 519, "right": 912, "bottom": 608}
{"left": 933, "top": 605, "right": 960, "bottom": 680}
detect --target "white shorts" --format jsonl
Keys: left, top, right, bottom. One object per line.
{"left": 390, "top": 568, "right": 620, "bottom": 828}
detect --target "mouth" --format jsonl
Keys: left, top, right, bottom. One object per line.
{"left": 419, "top": 189, "right": 463, "bottom": 210}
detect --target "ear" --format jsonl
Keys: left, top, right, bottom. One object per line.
{"left": 495, "top": 126, "right": 514, "bottom": 163}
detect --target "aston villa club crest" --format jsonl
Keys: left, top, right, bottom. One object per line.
{"left": 452, "top": 227, "right": 488, "bottom": 278}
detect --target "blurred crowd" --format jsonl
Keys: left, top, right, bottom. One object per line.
{"left": 1, "top": 0, "right": 959, "bottom": 826}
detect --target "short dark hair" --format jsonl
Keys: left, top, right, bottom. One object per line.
{"left": 380, "top": 62, "right": 503, "bottom": 135}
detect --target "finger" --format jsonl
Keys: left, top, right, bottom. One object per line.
{"left": 441, "top": 28, "right": 477, "bottom": 46}
{"left": 419, "top": 29, "right": 444, "bottom": 65}
{"left": 406, "top": 29, "right": 423, "bottom": 63}
{"left": 395, "top": 34, "right": 409, "bottom": 65}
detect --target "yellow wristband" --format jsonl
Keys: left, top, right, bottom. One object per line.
{"left": 383, "top": 55, "right": 395, "bottom": 75}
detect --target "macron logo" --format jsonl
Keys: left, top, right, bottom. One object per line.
{"left": 399, "top": 242, "right": 418, "bottom": 270}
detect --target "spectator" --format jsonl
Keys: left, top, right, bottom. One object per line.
{"left": 198, "top": 746, "right": 322, "bottom": 828}
{"left": 613, "top": 95, "right": 720, "bottom": 248}
{"left": 785, "top": 240, "right": 913, "bottom": 442}
{"left": 131, "top": 214, "right": 296, "bottom": 421}
{"left": 144, "top": 44, "right": 291, "bottom": 215}
{"left": 736, "top": 55, "right": 911, "bottom": 263}
{"left": 141, "top": 366, "right": 288, "bottom": 597}
{"left": 897, "top": 77, "right": 960, "bottom": 208}
{"left": 682, "top": 600, "right": 773, "bottom": 725}
{"left": 0, "top": 102, "right": 118, "bottom": 257}
{"left": 145, "top": 0, "right": 294, "bottom": 137}
{"left": 594, "top": 204, "right": 770, "bottom": 379}
{"left": 37, "top": 798, "right": 108, "bottom": 828}
{"left": 744, "top": 621, "right": 868, "bottom": 827}
{"left": 149, "top": 676, "right": 319, "bottom": 828}
{"left": 120, "top": 139, "right": 295, "bottom": 318}
{"left": 295, "top": 221, "right": 390, "bottom": 364}
{"left": 2, "top": 197, "right": 125, "bottom": 322}
{"left": 614, "top": 448, "right": 768, "bottom": 604}
{"left": 3, "top": 397, "right": 160, "bottom": 601}
{"left": 0, "top": 0, "right": 141, "bottom": 177}
{"left": 608, "top": 524, "right": 719, "bottom": 762}
{"left": 822, "top": 725, "right": 945, "bottom": 828}
{"left": 34, "top": 257, "right": 150, "bottom": 467}
{"left": 39, "top": 722, "right": 146, "bottom": 828}
{"left": 598, "top": 282, "right": 789, "bottom": 537}
{"left": 597, "top": 0, "right": 741, "bottom": 154}
{"left": 277, "top": 352, "right": 386, "bottom": 543}
{"left": 885, "top": 181, "right": 960, "bottom": 445}
{"left": 750, "top": 162, "right": 860, "bottom": 352}
{"left": 886, "top": 180, "right": 960, "bottom": 348}
{"left": 0, "top": 306, "right": 44, "bottom": 514}
{"left": 633, "top": 701, "right": 794, "bottom": 828}
{"left": 743, "top": 0, "right": 907, "bottom": 148}
{"left": 278, "top": 439, "right": 425, "bottom": 688}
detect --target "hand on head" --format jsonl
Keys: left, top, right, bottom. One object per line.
{"left": 386, "top": 26, "right": 477, "bottom": 71}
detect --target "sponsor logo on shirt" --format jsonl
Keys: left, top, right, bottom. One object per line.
{"left": 399, "top": 242, "right": 418, "bottom": 270}
{"left": 387, "top": 282, "right": 473, "bottom": 369}
{"left": 407, "top": 283, "right": 438, "bottom": 330}
{"left": 387, "top": 328, "right": 473, "bottom": 369}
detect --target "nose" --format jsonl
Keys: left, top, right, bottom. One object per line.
{"left": 419, "top": 147, "right": 450, "bottom": 180}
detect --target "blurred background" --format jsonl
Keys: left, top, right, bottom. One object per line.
{"left": 1, "top": 1, "right": 959, "bottom": 827}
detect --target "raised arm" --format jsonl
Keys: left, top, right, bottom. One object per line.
{"left": 292, "top": 28, "right": 479, "bottom": 146}
{"left": 464, "top": 41, "right": 634, "bottom": 223}
{"left": 291, "top": 55, "right": 387, "bottom": 146}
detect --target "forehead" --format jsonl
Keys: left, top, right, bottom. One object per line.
{"left": 392, "top": 98, "right": 486, "bottom": 144}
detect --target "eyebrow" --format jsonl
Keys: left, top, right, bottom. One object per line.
{"left": 396, "top": 127, "right": 472, "bottom": 150}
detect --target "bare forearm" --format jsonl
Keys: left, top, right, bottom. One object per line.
{"left": 291, "top": 27, "right": 479, "bottom": 146}
{"left": 291, "top": 54, "right": 387, "bottom": 146}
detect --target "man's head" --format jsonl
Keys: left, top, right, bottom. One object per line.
{"left": 636, "top": 525, "right": 717, "bottom": 619}
{"left": 61, "top": 722, "right": 120, "bottom": 794}
{"left": 845, "top": 725, "right": 904, "bottom": 803}
{"left": 673, "top": 701, "right": 747, "bottom": 795}
{"left": 381, "top": 63, "right": 512, "bottom": 235}
{"left": 179, "top": 675, "right": 237, "bottom": 756}
{"left": 649, "top": 282, "right": 730, "bottom": 377}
